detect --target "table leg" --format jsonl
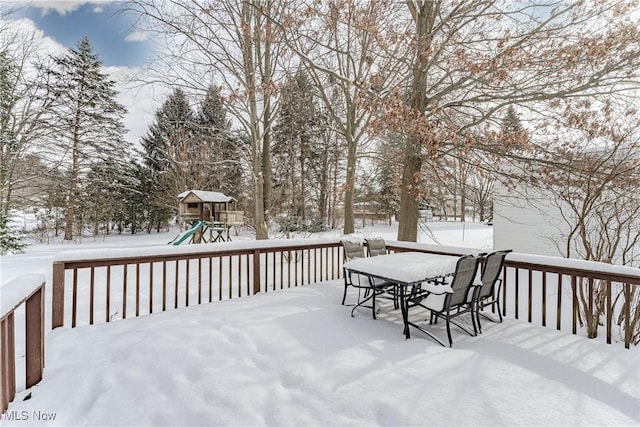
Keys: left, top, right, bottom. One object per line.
{"left": 400, "top": 285, "right": 411, "bottom": 339}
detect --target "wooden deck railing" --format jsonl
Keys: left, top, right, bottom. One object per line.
{"left": 50, "top": 238, "right": 639, "bottom": 347}
{"left": 52, "top": 239, "right": 344, "bottom": 329}
{"left": 1, "top": 275, "right": 45, "bottom": 414}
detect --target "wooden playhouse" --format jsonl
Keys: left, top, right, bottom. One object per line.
{"left": 177, "top": 190, "right": 244, "bottom": 227}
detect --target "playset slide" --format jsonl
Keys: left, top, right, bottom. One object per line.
{"left": 168, "top": 221, "right": 208, "bottom": 245}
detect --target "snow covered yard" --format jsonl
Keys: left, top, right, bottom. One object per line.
{"left": 2, "top": 279, "right": 639, "bottom": 426}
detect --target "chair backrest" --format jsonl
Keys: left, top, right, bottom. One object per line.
{"left": 478, "top": 250, "right": 512, "bottom": 299}
{"left": 365, "top": 238, "right": 387, "bottom": 257}
{"left": 449, "top": 255, "right": 482, "bottom": 307}
{"left": 341, "top": 240, "right": 365, "bottom": 261}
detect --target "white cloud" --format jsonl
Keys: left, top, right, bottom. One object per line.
{"left": 3, "top": 17, "right": 67, "bottom": 57}
{"left": 124, "top": 31, "right": 148, "bottom": 42}
{"left": 104, "top": 66, "right": 169, "bottom": 146}
{"left": 10, "top": 0, "right": 116, "bottom": 16}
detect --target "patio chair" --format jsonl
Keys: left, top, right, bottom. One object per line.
{"left": 471, "top": 249, "right": 512, "bottom": 333}
{"left": 340, "top": 240, "right": 394, "bottom": 319}
{"left": 365, "top": 238, "right": 398, "bottom": 309}
{"left": 406, "top": 254, "right": 482, "bottom": 347}
{"left": 340, "top": 240, "right": 366, "bottom": 306}
{"left": 365, "top": 238, "right": 387, "bottom": 257}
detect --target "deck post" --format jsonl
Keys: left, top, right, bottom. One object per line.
{"left": 25, "top": 286, "right": 44, "bottom": 388}
{"left": 52, "top": 261, "right": 65, "bottom": 329}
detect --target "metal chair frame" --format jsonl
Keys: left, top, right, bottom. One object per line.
{"left": 406, "top": 254, "right": 483, "bottom": 347}
{"left": 472, "top": 249, "right": 512, "bottom": 332}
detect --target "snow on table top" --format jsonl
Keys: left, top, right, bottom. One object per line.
{"left": 343, "top": 252, "right": 459, "bottom": 284}
{"left": 1, "top": 273, "right": 45, "bottom": 319}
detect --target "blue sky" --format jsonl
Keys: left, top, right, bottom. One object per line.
{"left": 13, "top": 1, "right": 149, "bottom": 67}
{"left": 6, "top": 1, "right": 165, "bottom": 143}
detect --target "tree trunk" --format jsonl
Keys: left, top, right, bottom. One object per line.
{"left": 397, "top": 150, "right": 421, "bottom": 241}
{"left": 397, "top": 2, "right": 436, "bottom": 241}
{"left": 64, "top": 105, "right": 82, "bottom": 241}
{"left": 343, "top": 131, "right": 356, "bottom": 234}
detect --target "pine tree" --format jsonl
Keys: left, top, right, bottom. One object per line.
{"left": 196, "top": 85, "right": 241, "bottom": 196}
{"left": 45, "top": 37, "right": 128, "bottom": 240}
{"left": 139, "top": 88, "right": 195, "bottom": 230}
{"left": 499, "top": 106, "right": 529, "bottom": 149}
{"left": 273, "top": 69, "right": 320, "bottom": 226}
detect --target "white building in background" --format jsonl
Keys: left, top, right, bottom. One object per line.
{"left": 492, "top": 179, "right": 569, "bottom": 257}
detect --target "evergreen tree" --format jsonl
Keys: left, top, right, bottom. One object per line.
{"left": 375, "top": 161, "right": 399, "bottom": 225}
{"left": 0, "top": 209, "right": 25, "bottom": 254}
{"left": 45, "top": 37, "right": 128, "bottom": 240}
{"left": 273, "top": 69, "right": 320, "bottom": 225}
{"left": 499, "top": 106, "right": 529, "bottom": 149}
{"left": 140, "top": 88, "right": 195, "bottom": 230}
{"left": 196, "top": 85, "right": 241, "bottom": 197}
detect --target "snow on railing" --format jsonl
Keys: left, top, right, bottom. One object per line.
{"left": 1, "top": 274, "right": 45, "bottom": 414}
{"left": 49, "top": 238, "right": 640, "bottom": 348}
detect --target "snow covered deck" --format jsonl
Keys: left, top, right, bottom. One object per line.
{"left": 3, "top": 280, "right": 638, "bottom": 426}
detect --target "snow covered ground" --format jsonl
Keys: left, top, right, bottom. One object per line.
{"left": 1, "top": 222, "right": 638, "bottom": 426}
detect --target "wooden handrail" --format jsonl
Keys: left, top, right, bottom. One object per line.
{"left": 1, "top": 275, "right": 45, "bottom": 414}
{"left": 49, "top": 238, "right": 639, "bottom": 347}
{"left": 52, "top": 239, "right": 344, "bottom": 329}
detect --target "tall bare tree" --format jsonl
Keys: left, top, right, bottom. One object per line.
{"left": 0, "top": 12, "right": 57, "bottom": 218}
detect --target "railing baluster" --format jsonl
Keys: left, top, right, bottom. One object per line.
{"left": 606, "top": 280, "right": 612, "bottom": 345}
{"left": 135, "top": 263, "right": 140, "bottom": 317}
{"left": 237, "top": 255, "right": 241, "bottom": 297}
{"left": 572, "top": 275, "right": 578, "bottom": 335}
{"left": 228, "top": 256, "right": 233, "bottom": 299}
{"left": 272, "top": 252, "right": 276, "bottom": 291}
{"left": 557, "top": 274, "right": 562, "bottom": 331}
{"left": 198, "top": 258, "right": 202, "bottom": 305}
{"left": 174, "top": 260, "right": 179, "bottom": 309}
{"left": 72, "top": 269, "right": 78, "bottom": 327}
{"left": 186, "top": 259, "right": 190, "bottom": 307}
{"left": 218, "top": 256, "right": 223, "bottom": 301}
{"left": 209, "top": 257, "right": 213, "bottom": 302}
{"left": 514, "top": 267, "right": 520, "bottom": 320}
{"left": 528, "top": 269, "right": 533, "bottom": 323}
{"left": 280, "top": 252, "right": 284, "bottom": 289}
{"left": 162, "top": 261, "right": 167, "bottom": 312}
{"left": 90, "top": 267, "right": 95, "bottom": 325}
{"left": 122, "top": 264, "right": 128, "bottom": 319}
{"left": 501, "top": 265, "right": 507, "bottom": 318}
{"left": 624, "top": 283, "right": 631, "bottom": 349}
{"left": 246, "top": 253, "right": 251, "bottom": 295}
{"left": 542, "top": 271, "right": 547, "bottom": 327}
{"left": 106, "top": 266, "right": 111, "bottom": 323}
{"left": 149, "top": 262, "right": 154, "bottom": 314}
